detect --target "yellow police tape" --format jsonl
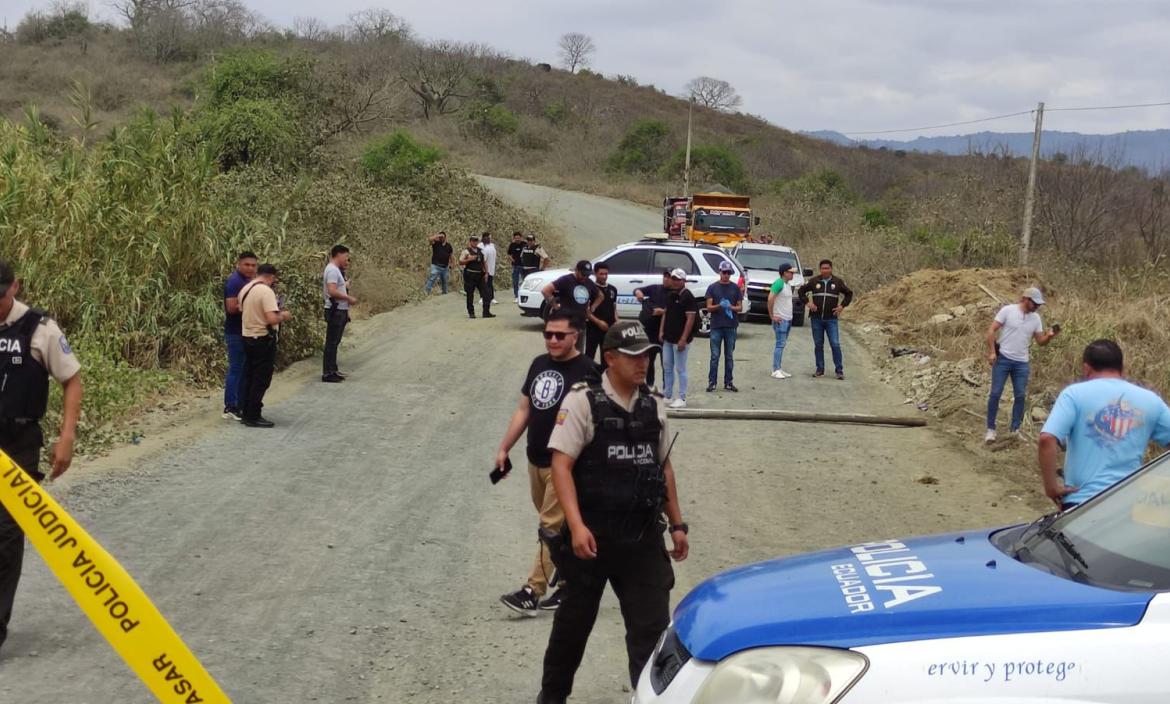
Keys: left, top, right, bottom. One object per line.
{"left": 0, "top": 450, "right": 230, "bottom": 703}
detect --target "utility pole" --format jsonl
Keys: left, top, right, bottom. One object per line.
{"left": 683, "top": 98, "right": 694, "bottom": 197}
{"left": 1020, "top": 101, "right": 1044, "bottom": 267}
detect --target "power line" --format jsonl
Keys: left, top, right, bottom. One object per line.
{"left": 838, "top": 100, "right": 1170, "bottom": 137}
{"left": 1046, "top": 100, "right": 1170, "bottom": 112}
{"left": 840, "top": 110, "right": 1034, "bottom": 136}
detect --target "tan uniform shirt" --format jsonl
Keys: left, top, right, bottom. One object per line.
{"left": 548, "top": 373, "right": 670, "bottom": 460}
{"left": 239, "top": 280, "right": 279, "bottom": 338}
{"left": 1, "top": 301, "right": 81, "bottom": 383}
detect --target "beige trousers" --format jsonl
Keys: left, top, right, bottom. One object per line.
{"left": 526, "top": 463, "right": 565, "bottom": 596}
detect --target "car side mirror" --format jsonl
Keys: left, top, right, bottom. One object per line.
{"left": 803, "top": 268, "right": 814, "bottom": 277}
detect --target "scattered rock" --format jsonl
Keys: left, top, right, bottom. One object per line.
{"left": 949, "top": 305, "right": 968, "bottom": 317}
{"left": 917, "top": 475, "right": 940, "bottom": 485}
{"left": 929, "top": 313, "right": 953, "bottom": 325}
{"left": 1031, "top": 406, "right": 1049, "bottom": 422}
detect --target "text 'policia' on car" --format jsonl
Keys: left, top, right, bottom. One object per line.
{"left": 634, "top": 450, "right": 1170, "bottom": 703}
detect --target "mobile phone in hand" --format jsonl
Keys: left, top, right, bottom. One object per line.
{"left": 1052, "top": 323, "right": 1062, "bottom": 333}
{"left": 490, "top": 457, "right": 513, "bottom": 485}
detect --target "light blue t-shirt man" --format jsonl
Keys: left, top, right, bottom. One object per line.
{"left": 1041, "top": 377, "right": 1170, "bottom": 506}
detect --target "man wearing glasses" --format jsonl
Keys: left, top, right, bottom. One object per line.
{"left": 495, "top": 310, "right": 600, "bottom": 616}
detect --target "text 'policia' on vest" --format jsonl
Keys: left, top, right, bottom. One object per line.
{"left": 572, "top": 380, "right": 666, "bottom": 541}
{"left": 0, "top": 309, "right": 50, "bottom": 420}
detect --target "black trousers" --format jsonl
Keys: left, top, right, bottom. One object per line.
{"left": 322, "top": 307, "right": 349, "bottom": 375}
{"left": 243, "top": 335, "right": 277, "bottom": 421}
{"left": 485, "top": 274, "right": 495, "bottom": 303}
{"left": 0, "top": 421, "right": 43, "bottom": 650}
{"left": 540, "top": 528, "right": 674, "bottom": 699}
{"left": 464, "top": 272, "right": 489, "bottom": 316}
{"left": 585, "top": 324, "right": 609, "bottom": 371}
{"left": 640, "top": 317, "right": 662, "bottom": 388}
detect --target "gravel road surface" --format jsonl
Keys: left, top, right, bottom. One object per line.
{"left": 0, "top": 177, "right": 1036, "bottom": 703}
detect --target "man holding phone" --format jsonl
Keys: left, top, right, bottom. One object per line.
{"left": 495, "top": 310, "right": 599, "bottom": 616}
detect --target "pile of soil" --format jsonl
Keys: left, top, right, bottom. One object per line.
{"left": 851, "top": 268, "right": 1047, "bottom": 329}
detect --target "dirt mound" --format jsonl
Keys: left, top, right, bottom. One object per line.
{"left": 852, "top": 268, "right": 1048, "bottom": 327}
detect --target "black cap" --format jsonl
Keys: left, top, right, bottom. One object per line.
{"left": 778, "top": 263, "right": 793, "bottom": 274}
{"left": 0, "top": 260, "right": 13, "bottom": 287}
{"left": 257, "top": 263, "right": 278, "bottom": 276}
{"left": 602, "top": 321, "right": 659, "bottom": 355}
{"left": 575, "top": 260, "right": 593, "bottom": 274}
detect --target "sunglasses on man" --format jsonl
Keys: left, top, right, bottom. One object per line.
{"left": 542, "top": 330, "right": 577, "bottom": 341}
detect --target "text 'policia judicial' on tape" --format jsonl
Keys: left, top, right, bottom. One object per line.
{"left": 0, "top": 451, "right": 230, "bottom": 703}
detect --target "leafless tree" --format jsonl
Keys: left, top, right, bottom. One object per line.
{"left": 1135, "top": 177, "right": 1170, "bottom": 262}
{"left": 345, "top": 8, "right": 410, "bottom": 43}
{"left": 292, "top": 16, "right": 331, "bottom": 41}
{"left": 1038, "top": 145, "right": 1125, "bottom": 256}
{"left": 557, "top": 32, "right": 595, "bottom": 73}
{"left": 686, "top": 76, "right": 742, "bottom": 112}
{"left": 399, "top": 40, "right": 479, "bottom": 119}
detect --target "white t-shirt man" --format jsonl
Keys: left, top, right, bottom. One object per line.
{"left": 770, "top": 278, "right": 793, "bottom": 321}
{"left": 481, "top": 241, "right": 498, "bottom": 276}
{"left": 323, "top": 262, "right": 349, "bottom": 311}
{"left": 994, "top": 304, "right": 1043, "bottom": 362}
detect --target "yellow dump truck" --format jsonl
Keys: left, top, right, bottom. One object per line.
{"left": 685, "top": 193, "right": 758, "bottom": 246}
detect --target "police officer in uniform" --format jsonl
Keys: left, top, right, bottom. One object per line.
{"left": 0, "top": 260, "right": 83, "bottom": 653}
{"left": 519, "top": 234, "right": 551, "bottom": 282}
{"left": 539, "top": 321, "right": 689, "bottom": 703}
{"left": 460, "top": 235, "right": 494, "bottom": 319}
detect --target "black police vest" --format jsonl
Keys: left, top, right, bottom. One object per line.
{"left": 465, "top": 248, "right": 485, "bottom": 274}
{"left": 573, "top": 382, "right": 665, "bottom": 533}
{"left": 0, "top": 309, "right": 51, "bottom": 420}
{"left": 520, "top": 245, "right": 541, "bottom": 269}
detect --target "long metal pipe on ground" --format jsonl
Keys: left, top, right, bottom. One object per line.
{"left": 666, "top": 408, "right": 928, "bottom": 428}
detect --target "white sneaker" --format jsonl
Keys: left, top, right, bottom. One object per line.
{"left": 984, "top": 429, "right": 997, "bottom": 443}
{"left": 771, "top": 370, "right": 784, "bottom": 379}
{"left": 491, "top": 299, "right": 498, "bottom": 304}
{"left": 779, "top": 370, "right": 793, "bottom": 379}
{"left": 669, "top": 398, "right": 687, "bottom": 409}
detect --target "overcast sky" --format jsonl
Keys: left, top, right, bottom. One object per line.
{"left": 7, "top": 0, "right": 1169, "bottom": 138}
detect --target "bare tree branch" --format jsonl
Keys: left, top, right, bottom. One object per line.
{"left": 557, "top": 32, "right": 595, "bottom": 74}
{"left": 686, "top": 76, "right": 743, "bottom": 112}
{"left": 345, "top": 8, "right": 410, "bottom": 43}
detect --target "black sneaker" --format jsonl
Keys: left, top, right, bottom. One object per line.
{"left": 322, "top": 373, "right": 344, "bottom": 383}
{"left": 483, "top": 312, "right": 497, "bottom": 318}
{"left": 706, "top": 384, "right": 716, "bottom": 392}
{"left": 836, "top": 371, "right": 845, "bottom": 380}
{"left": 242, "top": 417, "right": 275, "bottom": 428}
{"left": 814, "top": 370, "right": 825, "bottom": 378}
{"left": 469, "top": 313, "right": 476, "bottom": 319}
{"left": 539, "top": 589, "right": 563, "bottom": 611}
{"left": 222, "top": 406, "right": 243, "bottom": 421}
{"left": 724, "top": 383, "right": 739, "bottom": 392}
{"left": 500, "top": 586, "right": 539, "bottom": 617}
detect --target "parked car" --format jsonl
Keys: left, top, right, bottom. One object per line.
{"left": 636, "top": 450, "right": 1170, "bottom": 703}
{"left": 516, "top": 236, "right": 745, "bottom": 337}
{"left": 728, "top": 242, "right": 812, "bottom": 326}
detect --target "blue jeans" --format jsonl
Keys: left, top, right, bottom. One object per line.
{"left": 772, "top": 320, "right": 791, "bottom": 371}
{"left": 708, "top": 327, "right": 737, "bottom": 386}
{"left": 512, "top": 264, "right": 524, "bottom": 298}
{"left": 810, "top": 317, "right": 843, "bottom": 374}
{"left": 224, "top": 332, "right": 245, "bottom": 409}
{"left": 424, "top": 264, "right": 449, "bottom": 294}
{"left": 662, "top": 342, "right": 689, "bottom": 399}
{"left": 987, "top": 356, "right": 1030, "bottom": 431}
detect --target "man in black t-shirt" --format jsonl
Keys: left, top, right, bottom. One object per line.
{"left": 424, "top": 231, "right": 454, "bottom": 295}
{"left": 634, "top": 269, "right": 671, "bottom": 387}
{"left": 542, "top": 260, "right": 603, "bottom": 353}
{"left": 507, "top": 231, "right": 526, "bottom": 301}
{"left": 659, "top": 268, "right": 697, "bottom": 408}
{"left": 584, "top": 262, "right": 618, "bottom": 370}
{"left": 495, "top": 310, "right": 599, "bottom": 616}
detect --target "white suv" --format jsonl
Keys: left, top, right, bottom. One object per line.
{"left": 728, "top": 242, "right": 812, "bottom": 327}
{"left": 516, "top": 238, "right": 745, "bottom": 337}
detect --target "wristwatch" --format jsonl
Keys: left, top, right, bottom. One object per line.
{"left": 670, "top": 523, "right": 689, "bottom": 535}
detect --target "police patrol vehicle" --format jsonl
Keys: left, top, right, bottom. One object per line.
{"left": 635, "top": 450, "right": 1170, "bottom": 703}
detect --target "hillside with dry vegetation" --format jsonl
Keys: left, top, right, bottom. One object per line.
{"left": 3, "top": 1, "right": 1169, "bottom": 463}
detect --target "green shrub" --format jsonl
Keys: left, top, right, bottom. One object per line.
{"left": 662, "top": 144, "right": 748, "bottom": 192}
{"left": 360, "top": 131, "right": 443, "bottom": 186}
{"left": 606, "top": 119, "right": 671, "bottom": 175}
{"left": 197, "top": 98, "right": 306, "bottom": 170}
{"left": 544, "top": 99, "right": 569, "bottom": 126}
{"left": 16, "top": 9, "right": 90, "bottom": 44}
{"left": 464, "top": 102, "right": 520, "bottom": 141}
{"left": 773, "top": 169, "right": 854, "bottom": 208}
{"left": 862, "top": 206, "right": 893, "bottom": 229}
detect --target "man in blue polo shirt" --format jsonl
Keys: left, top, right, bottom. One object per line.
{"left": 222, "top": 251, "right": 257, "bottom": 421}
{"left": 1040, "top": 339, "right": 1170, "bottom": 509}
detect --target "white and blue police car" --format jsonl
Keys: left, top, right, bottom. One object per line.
{"left": 636, "top": 450, "right": 1170, "bottom": 703}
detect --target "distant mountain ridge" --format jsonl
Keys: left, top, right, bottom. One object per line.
{"left": 803, "top": 129, "right": 1170, "bottom": 172}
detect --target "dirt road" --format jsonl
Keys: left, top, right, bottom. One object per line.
{"left": 1, "top": 178, "right": 1035, "bottom": 703}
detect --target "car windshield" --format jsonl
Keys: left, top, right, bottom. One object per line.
{"left": 1011, "top": 451, "right": 1170, "bottom": 591}
{"left": 694, "top": 211, "right": 750, "bottom": 233}
{"left": 736, "top": 250, "right": 797, "bottom": 271}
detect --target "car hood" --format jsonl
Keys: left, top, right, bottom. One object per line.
{"left": 524, "top": 268, "right": 571, "bottom": 285}
{"left": 673, "top": 529, "right": 1152, "bottom": 661}
{"left": 744, "top": 267, "right": 803, "bottom": 290}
